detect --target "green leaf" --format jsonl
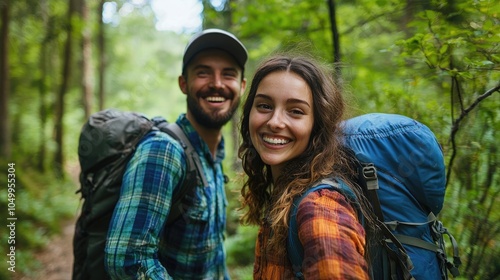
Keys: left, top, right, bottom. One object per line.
{"left": 479, "top": 60, "right": 494, "bottom": 66}
{"left": 439, "top": 44, "right": 449, "bottom": 54}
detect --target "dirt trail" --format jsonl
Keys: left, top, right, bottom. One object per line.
{"left": 14, "top": 220, "right": 75, "bottom": 280}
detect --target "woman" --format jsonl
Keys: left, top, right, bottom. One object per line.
{"left": 239, "top": 54, "right": 375, "bottom": 279}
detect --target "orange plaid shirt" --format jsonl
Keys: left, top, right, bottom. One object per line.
{"left": 254, "top": 188, "right": 369, "bottom": 279}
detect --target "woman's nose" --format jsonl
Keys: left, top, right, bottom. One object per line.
{"left": 267, "top": 111, "right": 286, "bottom": 130}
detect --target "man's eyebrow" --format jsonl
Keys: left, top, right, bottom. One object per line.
{"left": 254, "top": 93, "right": 311, "bottom": 108}
{"left": 192, "top": 64, "right": 239, "bottom": 72}
{"left": 192, "top": 64, "right": 211, "bottom": 71}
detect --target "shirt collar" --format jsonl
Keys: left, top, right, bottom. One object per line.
{"left": 176, "top": 114, "right": 225, "bottom": 164}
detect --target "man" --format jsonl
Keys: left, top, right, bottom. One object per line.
{"left": 105, "top": 29, "right": 247, "bottom": 279}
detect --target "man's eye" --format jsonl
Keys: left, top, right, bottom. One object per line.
{"left": 224, "top": 71, "right": 237, "bottom": 78}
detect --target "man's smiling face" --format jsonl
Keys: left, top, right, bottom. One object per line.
{"left": 180, "top": 49, "right": 246, "bottom": 129}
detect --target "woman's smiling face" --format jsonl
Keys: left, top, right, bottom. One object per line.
{"left": 249, "top": 71, "right": 314, "bottom": 178}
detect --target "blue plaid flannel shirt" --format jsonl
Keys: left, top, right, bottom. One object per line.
{"left": 105, "top": 114, "right": 229, "bottom": 279}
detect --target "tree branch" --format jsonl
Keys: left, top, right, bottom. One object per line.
{"left": 446, "top": 82, "right": 500, "bottom": 186}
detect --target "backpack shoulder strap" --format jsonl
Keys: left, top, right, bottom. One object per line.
{"left": 358, "top": 161, "right": 415, "bottom": 280}
{"left": 153, "top": 120, "right": 208, "bottom": 225}
{"left": 287, "top": 178, "right": 354, "bottom": 280}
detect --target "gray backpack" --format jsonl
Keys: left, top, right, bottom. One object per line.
{"left": 72, "top": 109, "right": 207, "bottom": 280}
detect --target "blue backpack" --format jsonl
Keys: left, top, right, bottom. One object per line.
{"left": 287, "top": 113, "right": 461, "bottom": 280}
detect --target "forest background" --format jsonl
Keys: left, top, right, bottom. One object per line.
{"left": 0, "top": 0, "right": 499, "bottom": 279}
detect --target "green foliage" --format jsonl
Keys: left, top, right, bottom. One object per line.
{"left": 0, "top": 158, "right": 78, "bottom": 277}
{"left": 228, "top": 265, "right": 254, "bottom": 280}
{"left": 225, "top": 222, "right": 258, "bottom": 279}
{"left": 101, "top": 7, "right": 190, "bottom": 119}
{"left": 440, "top": 104, "right": 499, "bottom": 277}
{"left": 226, "top": 225, "right": 259, "bottom": 267}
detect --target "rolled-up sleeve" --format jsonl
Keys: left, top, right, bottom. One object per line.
{"left": 297, "top": 188, "right": 369, "bottom": 279}
{"left": 105, "top": 131, "right": 185, "bottom": 280}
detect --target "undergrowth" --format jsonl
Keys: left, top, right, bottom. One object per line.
{"left": 0, "top": 158, "right": 79, "bottom": 279}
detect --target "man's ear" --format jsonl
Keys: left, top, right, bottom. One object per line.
{"left": 178, "top": 75, "right": 188, "bottom": 94}
{"left": 239, "top": 78, "right": 247, "bottom": 97}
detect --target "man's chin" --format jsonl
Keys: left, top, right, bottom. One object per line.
{"left": 188, "top": 98, "right": 238, "bottom": 129}
{"left": 203, "top": 116, "right": 231, "bottom": 129}
{"left": 189, "top": 112, "right": 229, "bottom": 129}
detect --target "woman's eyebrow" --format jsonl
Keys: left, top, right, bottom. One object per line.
{"left": 255, "top": 94, "right": 311, "bottom": 108}
{"left": 286, "top": 98, "right": 311, "bottom": 108}
{"left": 255, "top": 93, "right": 272, "bottom": 101}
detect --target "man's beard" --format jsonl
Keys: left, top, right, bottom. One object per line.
{"left": 187, "top": 93, "right": 240, "bottom": 129}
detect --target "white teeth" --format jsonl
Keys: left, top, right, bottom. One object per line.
{"left": 263, "top": 136, "right": 290, "bottom": 145}
{"left": 206, "top": 96, "right": 226, "bottom": 102}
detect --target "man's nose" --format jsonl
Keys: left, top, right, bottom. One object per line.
{"left": 209, "top": 74, "right": 224, "bottom": 89}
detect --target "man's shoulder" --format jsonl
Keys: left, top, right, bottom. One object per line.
{"left": 138, "top": 129, "right": 185, "bottom": 152}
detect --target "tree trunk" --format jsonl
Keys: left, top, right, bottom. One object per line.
{"left": 402, "top": 0, "right": 418, "bottom": 36}
{"left": 37, "top": 0, "right": 49, "bottom": 172}
{"left": 205, "top": 0, "right": 241, "bottom": 172}
{"left": 225, "top": 1, "right": 241, "bottom": 172}
{"left": 81, "top": 0, "right": 93, "bottom": 119}
{"left": 0, "top": 0, "right": 11, "bottom": 159}
{"left": 55, "top": 0, "right": 76, "bottom": 176}
{"left": 327, "top": 0, "right": 341, "bottom": 76}
{"left": 97, "top": 0, "right": 105, "bottom": 110}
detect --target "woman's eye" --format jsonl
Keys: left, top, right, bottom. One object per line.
{"left": 290, "top": 109, "right": 305, "bottom": 115}
{"left": 256, "top": 103, "right": 272, "bottom": 110}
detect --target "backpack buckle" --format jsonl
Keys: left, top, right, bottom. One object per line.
{"left": 362, "top": 163, "right": 379, "bottom": 190}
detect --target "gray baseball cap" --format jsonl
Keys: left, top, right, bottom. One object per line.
{"left": 182, "top": 29, "right": 247, "bottom": 72}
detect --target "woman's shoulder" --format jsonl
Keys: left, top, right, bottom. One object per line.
{"left": 300, "top": 187, "right": 351, "bottom": 209}
{"left": 297, "top": 185, "right": 359, "bottom": 223}
{"left": 299, "top": 179, "right": 355, "bottom": 206}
